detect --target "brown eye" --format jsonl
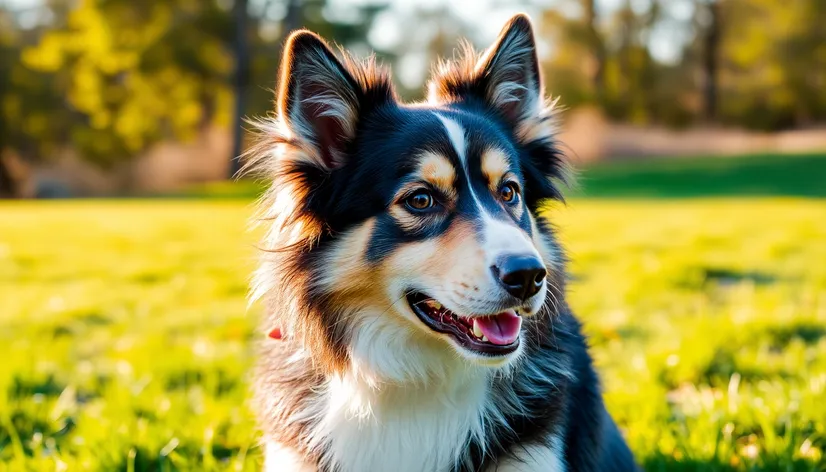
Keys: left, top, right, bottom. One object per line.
{"left": 500, "top": 182, "right": 519, "bottom": 203}
{"left": 406, "top": 190, "right": 434, "bottom": 211}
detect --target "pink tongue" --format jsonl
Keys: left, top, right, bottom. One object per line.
{"left": 475, "top": 311, "right": 522, "bottom": 345}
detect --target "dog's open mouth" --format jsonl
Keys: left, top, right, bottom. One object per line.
{"left": 406, "top": 292, "right": 521, "bottom": 355}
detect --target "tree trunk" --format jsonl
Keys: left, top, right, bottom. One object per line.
{"left": 229, "top": 0, "right": 302, "bottom": 178}
{"left": 229, "top": 0, "right": 249, "bottom": 178}
{"left": 0, "top": 154, "right": 26, "bottom": 198}
{"left": 583, "top": 0, "right": 606, "bottom": 100}
{"left": 702, "top": 0, "right": 720, "bottom": 121}
{"left": 283, "top": 0, "right": 302, "bottom": 33}
{"left": 0, "top": 158, "right": 17, "bottom": 198}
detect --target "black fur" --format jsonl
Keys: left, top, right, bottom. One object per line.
{"left": 460, "top": 308, "right": 636, "bottom": 472}
{"left": 250, "top": 14, "right": 636, "bottom": 472}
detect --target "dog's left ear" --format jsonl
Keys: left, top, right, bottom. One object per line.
{"left": 430, "top": 14, "right": 543, "bottom": 127}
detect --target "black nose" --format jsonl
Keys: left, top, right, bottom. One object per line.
{"left": 492, "top": 255, "right": 547, "bottom": 301}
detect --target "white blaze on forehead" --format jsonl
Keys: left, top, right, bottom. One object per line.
{"left": 433, "top": 113, "right": 482, "bottom": 209}
{"left": 433, "top": 113, "right": 467, "bottom": 165}
{"left": 433, "top": 112, "right": 539, "bottom": 262}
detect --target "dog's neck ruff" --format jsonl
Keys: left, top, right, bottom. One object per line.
{"left": 306, "top": 361, "right": 493, "bottom": 472}
{"left": 270, "top": 326, "right": 572, "bottom": 472}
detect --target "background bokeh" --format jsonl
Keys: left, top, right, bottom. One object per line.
{"left": 1, "top": 0, "right": 825, "bottom": 470}
{"left": 2, "top": 0, "right": 826, "bottom": 195}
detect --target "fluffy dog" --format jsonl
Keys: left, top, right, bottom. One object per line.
{"left": 247, "top": 14, "right": 636, "bottom": 472}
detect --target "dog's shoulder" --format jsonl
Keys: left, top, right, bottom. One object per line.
{"left": 546, "top": 310, "right": 637, "bottom": 471}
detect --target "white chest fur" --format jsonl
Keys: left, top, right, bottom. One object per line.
{"left": 267, "top": 371, "right": 566, "bottom": 472}
{"left": 315, "top": 372, "right": 489, "bottom": 472}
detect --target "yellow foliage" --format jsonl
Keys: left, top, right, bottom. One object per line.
{"left": 15, "top": 0, "right": 234, "bottom": 164}
{"left": 21, "top": 34, "right": 67, "bottom": 72}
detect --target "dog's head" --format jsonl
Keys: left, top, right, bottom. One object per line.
{"left": 251, "top": 14, "right": 568, "bottom": 383}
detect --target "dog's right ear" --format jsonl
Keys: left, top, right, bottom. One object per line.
{"left": 276, "top": 31, "right": 366, "bottom": 171}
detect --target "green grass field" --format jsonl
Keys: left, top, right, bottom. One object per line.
{"left": 2, "top": 154, "right": 825, "bottom": 470}
{"left": 574, "top": 152, "right": 826, "bottom": 199}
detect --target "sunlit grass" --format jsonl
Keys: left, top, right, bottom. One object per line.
{"left": 1, "top": 199, "right": 824, "bottom": 470}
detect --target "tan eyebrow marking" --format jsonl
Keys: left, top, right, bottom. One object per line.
{"left": 388, "top": 183, "right": 440, "bottom": 233}
{"left": 417, "top": 151, "right": 457, "bottom": 197}
{"left": 387, "top": 153, "right": 456, "bottom": 233}
{"left": 481, "top": 147, "right": 511, "bottom": 189}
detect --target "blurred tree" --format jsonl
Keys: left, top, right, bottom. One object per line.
{"left": 1, "top": 1, "right": 75, "bottom": 194}
{"left": 697, "top": 0, "right": 721, "bottom": 121}
{"left": 540, "top": 0, "right": 826, "bottom": 129}
{"left": 4, "top": 0, "right": 386, "bottom": 174}
{"left": 20, "top": 0, "right": 235, "bottom": 167}
{"left": 582, "top": 0, "right": 606, "bottom": 100}
{"left": 716, "top": 0, "right": 826, "bottom": 130}
{"left": 230, "top": 0, "right": 250, "bottom": 178}
{"left": 232, "top": 0, "right": 386, "bottom": 175}
{"left": 2, "top": 0, "right": 825, "bottom": 190}
{"left": 540, "top": 0, "right": 690, "bottom": 126}
{"left": 539, "top": 5, "right": 596, "bottom": 108}
{"left": 245, "top": 0, "right": 389, "bottom": 117}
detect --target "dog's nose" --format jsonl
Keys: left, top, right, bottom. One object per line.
{"left": 492, "top": 255, "right": 547, "bottom": 301}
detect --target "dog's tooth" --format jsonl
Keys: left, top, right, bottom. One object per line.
{"left": 481, "top": 335, "right": 489, "bottom": 342}
{"left": 472, "top": 320, "right": 483, "bottom": 338}
{"left": 431, "top": 301, "right": 442, "bottom": 310}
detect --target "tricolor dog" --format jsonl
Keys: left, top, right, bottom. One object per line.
{"left": 247, "top": 14, "right": 636, "bottom": 472}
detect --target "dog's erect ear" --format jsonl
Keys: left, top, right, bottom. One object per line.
{"left": 247, "top": 30, "right": 394, "bottom": 242}
{"left": 277, "top": 31, "right": 363, "bottom": 170}
{"left": 429, "top": 14, "right": 544, "bottom": 127}
{"left": 476, "top": 14, "right": 543, "bottom": 123}
{"left": 430, "top": 15, "right": 567, "bottom": 206}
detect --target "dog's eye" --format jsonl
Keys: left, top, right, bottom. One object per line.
{"left": 500, "top": 182, "right": 520, "bottom": 204}
{"left": 406, "top": 190, "right": 435, "bottom": 211}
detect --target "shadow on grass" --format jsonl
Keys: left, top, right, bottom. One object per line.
{"left": 675, "top": 266, "right": 780, "bottom": 292}
{"left": 9, "top": 374, "right": 65, "bottom": 398}
{"left": 573, "top": 152, "right": 826, "bottom": 198}
{"left": 767, "top": 322, "right": 826, "bottom": 348}
{"left": 642, "top": 455, "right": 736, "bottom": 472}
{"left": 641, "top": 454, "right": 822, "bottom": 472}
{"left": 700, "top": 268, "right": 777, "bottom": 287}
{"left": 0, "top": 410, "right": 75, "bottom": 457}
{"left": 164, "top": 367, "right": 239, "bottom": 397}
{"left": 107, "top": 442, "right": 246, "bottom": 472}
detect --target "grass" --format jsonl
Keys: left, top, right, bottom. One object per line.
{"left": 0, "top": 202, "right": 257, "bottom": 471}
{"left": 1, "top": 152, "right": 825, "bottom": 470}
{"left": 574, "top": 152, "right": 826, "bottom": 198}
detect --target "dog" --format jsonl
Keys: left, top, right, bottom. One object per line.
{"left": 246, "top": 14, "right": 636, "bottom": 472}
